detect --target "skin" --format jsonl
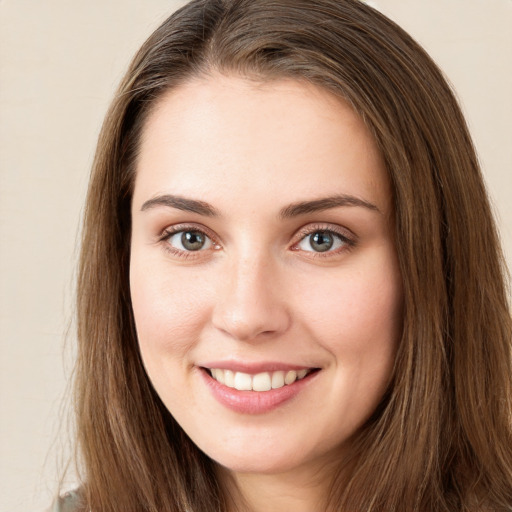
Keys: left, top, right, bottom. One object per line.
{"left": 130, "top": 74, "right": 403, "bottom": 512}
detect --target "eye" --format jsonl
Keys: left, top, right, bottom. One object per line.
{"left": 165, "top": 229, "right": 214, "bottom": 252}
{"left": 296, "top": 229, "right": 350, "bottom": 253}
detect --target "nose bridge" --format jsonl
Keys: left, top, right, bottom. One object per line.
{"left": 212, "top": 246, "right": 290, "bottom": 341}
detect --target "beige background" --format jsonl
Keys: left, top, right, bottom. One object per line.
{"left": 0, "top": 1, "right": 510, "bottom": 511}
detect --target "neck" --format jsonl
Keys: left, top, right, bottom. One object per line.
{"left": 218, "top": 458, "right": 342, "bottom": 512}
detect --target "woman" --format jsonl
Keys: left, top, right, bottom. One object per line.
{"left": 56, "top": 0, "right": 512, "bottom": 510}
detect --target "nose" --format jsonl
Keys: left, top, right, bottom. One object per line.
{"left": 211, "top": 253, "right": 291, "bottom": 342}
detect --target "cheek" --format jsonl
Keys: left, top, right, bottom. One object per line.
{"left": 301, "top": 270, "right": 401, "bottom": 341}
{"left": 129, "top": 258, "right": 212, "bottom": 359}
{"left": 313, "top": 266, "right": 402, "bottom": 425}
{"left": 129, "top": 261, "right": 213, "bottom": 413}
{"left": 294, "top": 255, "right": 403, "bottom": 380}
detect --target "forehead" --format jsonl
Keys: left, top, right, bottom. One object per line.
{"left": 133, "top": 74, "right": 391, "bottom": 217}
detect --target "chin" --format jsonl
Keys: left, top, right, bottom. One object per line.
{"left": 214, "top": 452, "right": 304, "bottom": 476}
{"left": 195, "top": 432, "right": 328, "bottom": 477}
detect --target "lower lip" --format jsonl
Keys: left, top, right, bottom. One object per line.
{"left": 199, "top": 368, "right": 318, "bottom": 414}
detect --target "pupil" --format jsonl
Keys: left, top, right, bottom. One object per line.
{"left": 181, "top": 231, "right": 205, "bottom": 251}
{"left": 311, "top": 231, "right": 333, "bottom": 252}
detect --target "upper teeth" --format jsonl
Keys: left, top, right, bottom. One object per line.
{"left": 210, "top": 368, "right": 310, "bottom": 392}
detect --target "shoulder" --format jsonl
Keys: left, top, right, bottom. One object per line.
{"left": 47, "top": 490, "right": 83, "bottom": 512}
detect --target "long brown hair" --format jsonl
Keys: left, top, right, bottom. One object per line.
{"left": 74, "top": 0, "right": 512, "bottom": 510}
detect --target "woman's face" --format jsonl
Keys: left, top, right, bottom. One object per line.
{"left": 130, "top": 75, "right": 403, "bottom": 478}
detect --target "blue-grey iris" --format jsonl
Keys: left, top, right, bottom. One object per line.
{"left": 181, "top": 231, "right": 206, "bottom": 251}
{"left": 310, "top": 231, "right": 334, "bottom": 252}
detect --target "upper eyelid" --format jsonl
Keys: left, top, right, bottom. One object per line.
{"left": 160, "top": 222, "right": 354, "bottom": 239}
{"left": 160, "top": 223, "right": 218, "bottom": 242}
{"left": 293, "top": 223, "right": 356, "bottom": 242}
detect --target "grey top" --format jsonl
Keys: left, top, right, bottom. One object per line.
{"left": 47, "top": 490, "right": 192, "bottom": 511}
{"left": 48, "top": 490, "right": 82, "bottom": 512}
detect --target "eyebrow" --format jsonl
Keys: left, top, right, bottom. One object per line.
{"left": 140, "top": 193, "right": 380, "bottom": 217}
{"left": 141, "top": 194, "right": 220, "bottom": 217}
{"left": 279, "top": 194, "right": 380, "bottom": 218}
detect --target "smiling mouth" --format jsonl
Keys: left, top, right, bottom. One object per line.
{"left": 204, "top": 367, "right": 319, "bottom": 392}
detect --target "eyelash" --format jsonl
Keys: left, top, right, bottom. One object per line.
{"left": 292, "top": 224, "right": 356, "bottom": 258}
{"left": 158, "top": 223, "right": 356, "bottom": 260}
{"left": 158, "top": 223, "right": 220, "bottom": 260}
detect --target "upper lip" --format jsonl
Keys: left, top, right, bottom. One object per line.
{"left": 198, "top": 360, "right": 318, "bottom": 374}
